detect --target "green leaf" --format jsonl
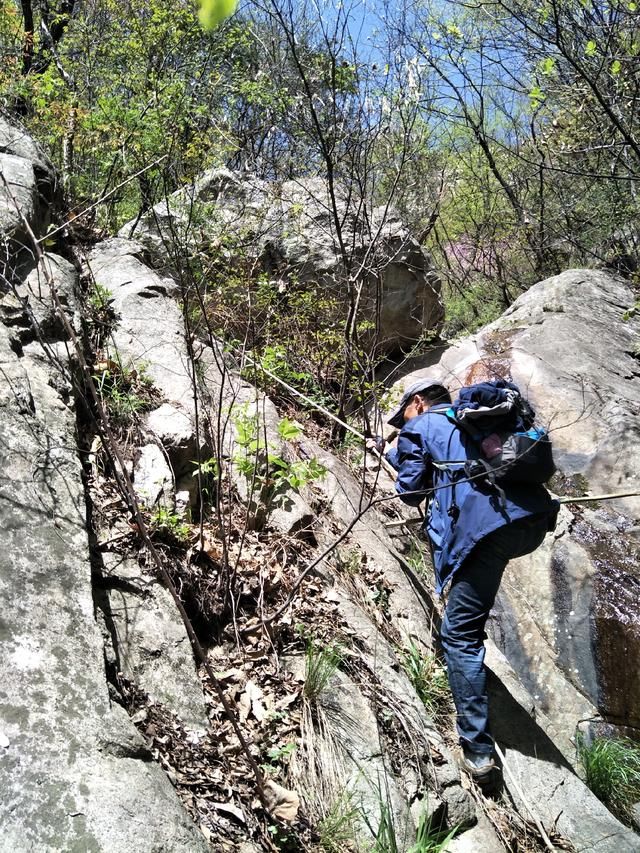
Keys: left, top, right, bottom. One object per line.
{"left": 611, "top": 59, "right": 622, "bottom": 75}
{"left": 198, "top": 0, "right": 238, "bottom": 30}
{"left": 585, "top": 40, "right": 597, "bottom": 57}
{"left": 539, "top": 56, "right": 556, "bottom": 76}
{"left": 277, "top": 417, "right": 302, "bottom": 441}
{"left": 629, "top": 1, "right": 637, "bottom": 10}
{"left": 529, "top": 84, "right": 546, "bottom": 104}
{"left": 267, "top": 454, "right": 289, "bottom": 471}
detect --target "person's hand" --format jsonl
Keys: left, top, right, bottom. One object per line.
{"left": 366, "top": 436, "right": 387, "bottom": 454}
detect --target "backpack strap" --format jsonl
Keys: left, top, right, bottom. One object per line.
{"left": 423, "top": 408, "right": 465, "bottom": 522}
{"left": 427, "top": 407, "right": 477, "bottom": 466}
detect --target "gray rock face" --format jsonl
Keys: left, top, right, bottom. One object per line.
{"left": 86, "top": 238, "right": 203, "bottom": 503}
{"left": 388, "top": 268, "right": 640, "bottom": 848}
{"left": 314, "top": 667, "right": 416, "bottom": 847}
{"left": 0, "top": 115, "right": 56, "bottom": 273}
{"left": 85, "top": 237, "right": 210, "bottom": 727}
{"left": 438, "top": 270, "right": 640, "bottom": 741}
{"left": 86, "top": 238, "right": 189, "bottom": 405}
{"left": 97, "top": 554, "right": 208, "bottom": 732}
{"left": 0, "top": 117, "right": 207, "bottom": 852}
{"left": 3, "top": 110, "right": 637, "bottom": 851}
{"left": 120, "top": 168, "right": 444, "bottom": 353}
{"left": 0, "top": 309, "right": 208, "bottom": 851}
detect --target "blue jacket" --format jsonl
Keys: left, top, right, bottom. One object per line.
{"left": 387, "top": 404, "right": 558, "bottom": 594}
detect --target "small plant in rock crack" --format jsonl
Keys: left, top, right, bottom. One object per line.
{"left": 303, "top": 639, "right": 343, "bottom": 699}
{"left": 88, "top": 282, "right": 115, "bottom": 316}
{"left": 191, "top": 456, "right": 220, "bottom": 501}
{"left": 93, "top": 357, "right": 156, "bottom": 425}
{"left": 577, "top": 733, "right": 640, "bottom": 825}
{"left": 406, "top": 538, "right": 430, "bottom": 578}
{"left": 366, "top": 790, "right": 457, "bottom": 853}
{"left": 368, "top": 799, "right": 401, "bottom": 853}
{"left": 400, "top": 641, "right": 451, "bottom": 723}
{"left": 233, "top": 408, "right": 326, "bottom": 524}
{"left": 408, "top": 811, "right": 458, "bottom": 853}
{"left": 317, "top": 790, "right": 360, "bottom": 852}
{"left": 335, "top": 547, "right": 363, "bottom": 576}
{"left": 86, "top": 281, "right": 116, "bottom": 331}
{"left": 261, "top": 740, "right": 297, "bottom": 776}
{"left": 149, "top": 506, "right": 191, "bottom": 544}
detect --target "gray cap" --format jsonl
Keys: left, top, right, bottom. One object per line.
{"left": 386, "top": 378, "right": 442, "bottom": 429}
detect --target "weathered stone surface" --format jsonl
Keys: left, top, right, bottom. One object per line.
{"left": 5, "top": 110, "right": 637, "bottom": 850}
{"left": 440, "top": 785, "right": 477, "bottom": 830}
{"left": 409, "top": 790, "right": 446, "bottom": 834}
{"left": 0, "top": 116, "right": 56, "bottom": 265}
{"left": 0, "top": 152, "right": 39, "bottom": 240}
{"left": 487, "top": 650, "right": 639, "bottom": 851}
{"left": 12, "top": 252, "right": 79, "bottom": 342}
{"left": 447, "top": 813, "right": 506, "bottom": 852}
{"left": 0, "top": 323, "right": 208, "bottom": 851}
{"left": 121, "top": 169, "right": 444, "bottom": 353}
{"left": 86, "top": 239, "right": 188, "bottom": 403}
{"left": 133, "top": 442, "right": 174, "bottom": 508}
{"left": 317, "top": 668, "right": 415, "bottom": 848}
{"left": 86, "top": 239, "right": 204, "bottom": 502}
{"left": 0, "top": 114, "right": 53, "bottom": 172}
{"left": 96, "top": 554, "right": 208, "bottom": 731}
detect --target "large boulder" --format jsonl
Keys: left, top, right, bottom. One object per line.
{"left": 120, "top": 169, "right": 444, "bottom": 354}
{"left": 380, "top": 268, "right": 640, "bottom": 849}
{"left": 0, "top": 114, "right": 57, "bottom": 278}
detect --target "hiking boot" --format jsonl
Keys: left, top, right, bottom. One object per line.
{"left": 459, "top": 749, "right": 495, "bottom": 780}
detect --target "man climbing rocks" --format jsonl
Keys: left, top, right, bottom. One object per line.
{"left": 377, "top": 379, "right": 558, "bottom": 781}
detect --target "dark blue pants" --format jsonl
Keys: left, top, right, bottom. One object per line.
{"left": 439, "top": 515, "right": 549, "bottom": 754}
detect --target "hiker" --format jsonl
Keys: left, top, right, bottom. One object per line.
{"left": 372, "top": 379, "right": 558, "bottom": 780}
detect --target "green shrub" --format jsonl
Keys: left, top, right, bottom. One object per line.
{"left": 87, "top": 283, "right": 116, "bottom": 334}
{"left": 233, "top": 409, "right": 326, "bottom": 526}
{"left": 577, "top": 734, "right": 640, "bottom": 825}
{"left": 149, "top": 506, "right": 191, "bottom": 544}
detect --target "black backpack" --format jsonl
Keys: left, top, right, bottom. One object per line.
{"left": 434, "top": 379, "right": 556, "bottom": 492}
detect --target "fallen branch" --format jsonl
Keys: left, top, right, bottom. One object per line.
{"left": 557, "top": 489, "right": 640, "bottom": 504}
